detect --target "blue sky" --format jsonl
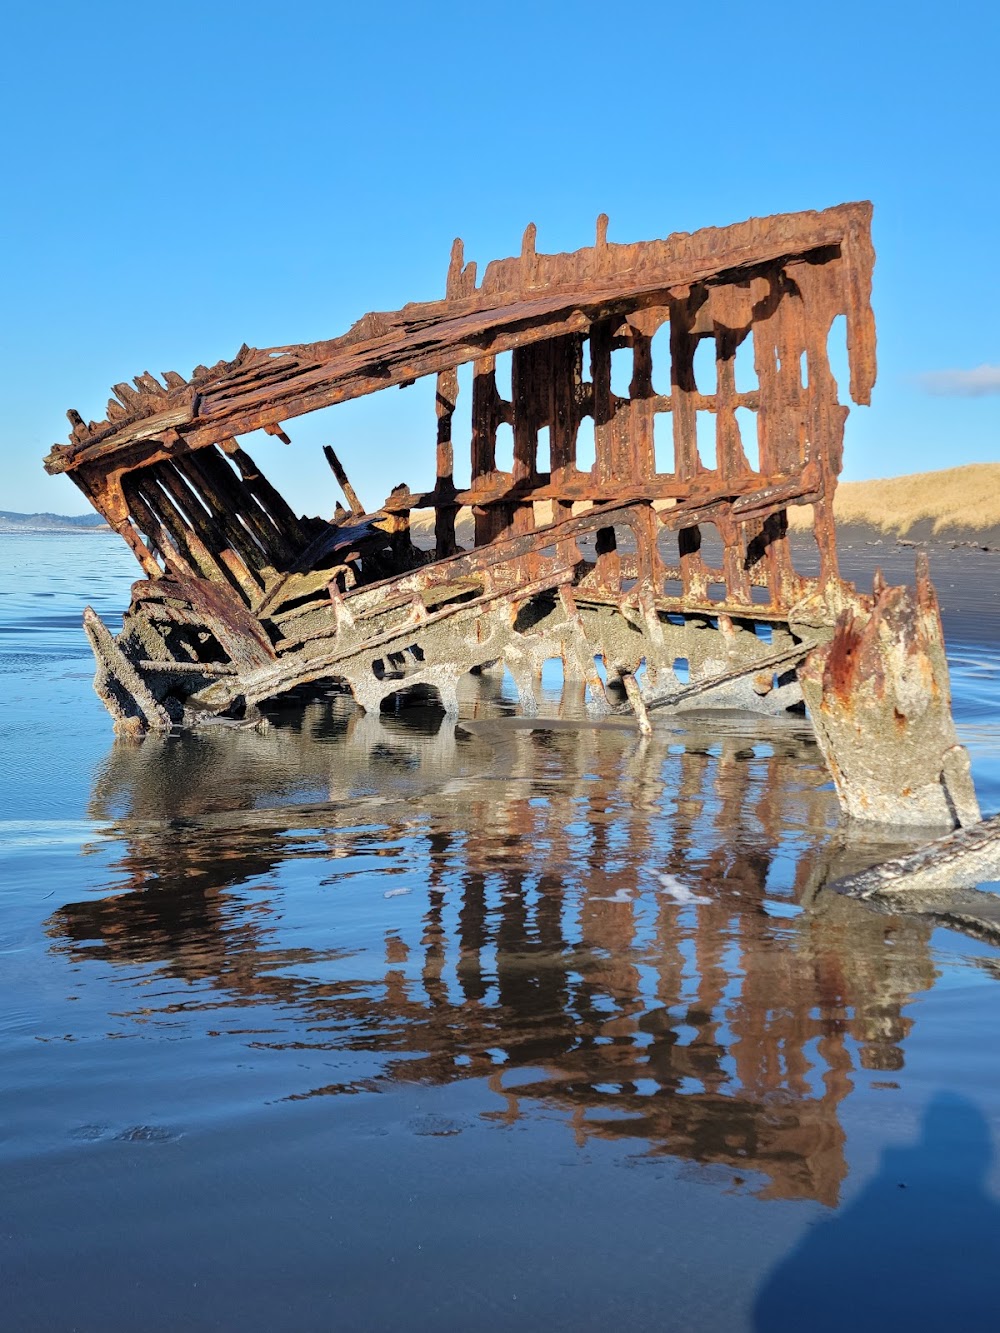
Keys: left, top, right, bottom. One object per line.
{"left": 2, "top": 0, "right": 997, "bottom": 517}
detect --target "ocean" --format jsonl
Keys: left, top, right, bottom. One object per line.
{"left": 2, "top": 531, "right": 999, "bottom": 1331}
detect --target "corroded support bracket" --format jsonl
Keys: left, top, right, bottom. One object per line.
{"left": 798, "top": 557, "right": 980, "bottom": 829}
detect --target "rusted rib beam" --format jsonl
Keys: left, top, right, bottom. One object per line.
{"left": 377, "top": 468, "right": 819, "bottom": 515}
{"left": 221, "top": 443, "right": 309, "bottom": 552}
{"left": 122, "top": 480, "right": 188, "bottom": 577}
{"left": 177, "top": 449, "right": 279, "bottom": 574}
{"left": 46, "top": 203, "right": 874, "bottom": 473}
{"left": 137, "top": 471, "right": 232, "bottom": 587}
{"left": 148, "top": 461, "right": 261, "bottom": 602}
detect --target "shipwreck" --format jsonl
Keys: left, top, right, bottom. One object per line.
{"left": 45, "top": 200, "right": 980, "bottom": 829}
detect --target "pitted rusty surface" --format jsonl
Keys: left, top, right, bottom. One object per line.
{"left": 800, "top": 578, "right": 980, "bottom": 827}
{"left": 820, "top": 611, "right": 868, "bottom": 705}
{"left": 42, "top": 201, "right": 979, "bottom": 829}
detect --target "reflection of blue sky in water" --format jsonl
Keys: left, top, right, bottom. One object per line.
{"left": 949, "top": 650, "right": 1000, "bottom": 817}
{"left": 755, "top": 1093, "right": 1000, "bottom": 1332}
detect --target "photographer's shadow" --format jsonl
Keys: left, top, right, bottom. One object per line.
{"left": 754, "top": 1093, "right": 1000, "bottom": 1332}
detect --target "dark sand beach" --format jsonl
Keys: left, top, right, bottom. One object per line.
{"left": 1, "top": 532, "right": 998, "bottom": 1331}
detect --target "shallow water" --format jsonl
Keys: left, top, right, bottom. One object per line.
{"left": 2, "top": 533, "right": 1000, "bottom": 1332}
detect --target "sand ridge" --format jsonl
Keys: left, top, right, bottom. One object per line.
{"left": 788, "top": 463, "right": 1000, "bottom": 543}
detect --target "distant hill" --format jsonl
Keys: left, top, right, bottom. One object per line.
{"left": 0, "top": 510, "right": 110, "bottom": 533}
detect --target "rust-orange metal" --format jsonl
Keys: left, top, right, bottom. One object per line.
{"left": 42, "top": 201, "right": 979, "bottom": 829}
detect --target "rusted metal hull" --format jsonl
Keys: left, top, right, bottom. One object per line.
{"left": 44, "top": 201, "right": 979, "bottom": 828}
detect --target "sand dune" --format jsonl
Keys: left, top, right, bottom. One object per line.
{"left": 789, "top": 463, "right": 1000, "bottom": 543}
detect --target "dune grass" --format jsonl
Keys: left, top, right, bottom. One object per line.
{"left": 789, "top": 464, "right": 1000, "bottom": 537}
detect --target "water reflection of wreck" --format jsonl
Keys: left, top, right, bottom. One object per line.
{"left": 46, "top": 201, "right": 977, "bottom": 826}
{"left": 51, "top": 703, "right": 940, "bottom": 1205}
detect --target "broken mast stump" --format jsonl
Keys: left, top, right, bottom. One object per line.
{"left": 798, "top": 558, "right": 980, "bottom": 828}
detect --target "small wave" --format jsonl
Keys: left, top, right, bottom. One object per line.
{"left": 0, "top": 819, "right": 113, "bottom": 851}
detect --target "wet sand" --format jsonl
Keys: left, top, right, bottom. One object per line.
{"left": 830, "top": 538, "right": 1000, "bottom": 647}
{"left": 1, "top": 533, "right": 998, "bottom": 1331}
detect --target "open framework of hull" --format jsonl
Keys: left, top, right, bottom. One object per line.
{"left": 45, "top": 201, "right": 980, "bottom": 830}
